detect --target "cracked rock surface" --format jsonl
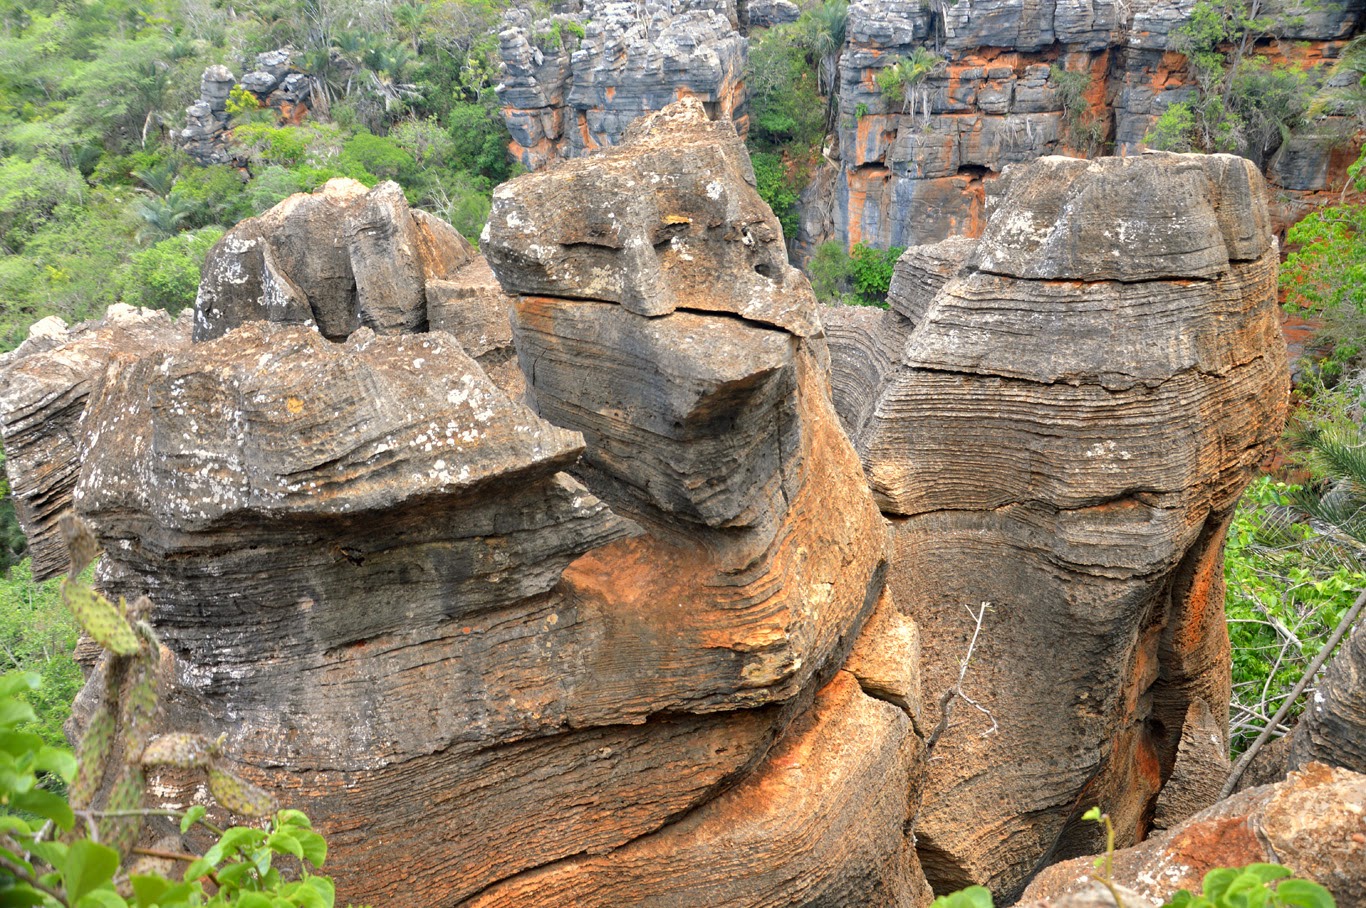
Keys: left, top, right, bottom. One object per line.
{"left": 826, "top": 151, "right": 1288, "bottom": 900}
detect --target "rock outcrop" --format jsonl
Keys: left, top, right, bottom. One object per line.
{"left": 1022, "top": 763, "right": 1366, "bottom": 907}
{"left": 496, "top": 1, "right": 748, "bottom": 169}
{"left": 1288, "top": 618, "right": 1366, "bottom": 774}
{"left": 794, "top": 0, "right": 1363, "bottom": 255}
{"left": 0, "top": 104, "right": 1305, "bottom": 905}
{"left": 37, "top": 100, "right": 929, "bottom": 907}
{"left": 0, "top": 306, "right": 190, "bottom": 581}
{"left": 178, "top": 51, "right": 315, "bottom": 166}
{"left": 193, "top": 178, "right": 476, "bottom": 342}
{"left": 825, "top": 152, "right": 1288, "bottom": 899}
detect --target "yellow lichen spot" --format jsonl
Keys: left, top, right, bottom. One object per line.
{"left": 286, "top": 396, "right": 303, "bottom": 415}
{"left": 663, "top": 214, "right": 692, "bottom": 225}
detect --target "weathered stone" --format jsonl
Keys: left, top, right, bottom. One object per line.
{"left": 1151, "top": 699, "right": 1231, "bottom": 832}
{"left": 195, "top": 180, "right": 469, "bottom": 342}
{"left": 464, "top": 672, "right": 932, "bottom": 908}
{"left": 0, "top": 305, "right": 190, "bottom": 581}
{"left": 426, "top": 256, "right": 523, "bottom": 399}
{"left": 1289, "top": 618, "right": 1366, "bottom": 774}
{"left": 793, "top": 0, "right": 1362, "bottom": 257}
{"left": 46, "top": 99, "right": 920, "bottom": 907}
{"left": 485, "top": 100, "right": 810, "bottom": 333}
{"left": 1022, "top": 763, "right": 1366, "bottom": 907}
{"left": 496, "top": 0, "right": 747, "bottom": 168}
{"left": 1017, "top": 881, "right": 1157, "bottom": 908}
{"left": 828, "top": 152, "right": 1287, "bottom": 898}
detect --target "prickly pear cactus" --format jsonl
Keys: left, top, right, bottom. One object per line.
{"left": 57, "top": 514, "right": 276, "bottom": 862}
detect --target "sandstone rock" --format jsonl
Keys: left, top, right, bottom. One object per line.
{"left": 496, "top": 1, "right": 747, "bottom": 169}
{"left": 794, "top": 0, "right": 1361, "bottom": 256}
{"left": 1289, "top": 618, "right": 1366, "bottom": 774}
{"left": 194, "top": 179, "right": 472, "bottom": 342}
{"left": 1016, "top": 881, "right": 1157, "bottom": 908}
{"left": 828, "top": 152, "right": 1287, "bottom": 898}
{"left": 50, "top": 99, "right": 918, "bottom": 907}
{"left": 1022, "top": 763, "right": 1366, "bottom": 907}
{"left": 427, "top": 256, "right": 523, "bottom": 399}
{"left": 0, "top": 305, "right": 190, "bottom": 581}
{"left": 1151, "top": 699, "right": 1231, "bottom": 832}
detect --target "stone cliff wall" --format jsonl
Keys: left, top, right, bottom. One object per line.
{"left": 800, "top": 0, "right": 1364, "bottom": 255}
{"left": 497, "top": 1, "right": 749, "bottom": 169}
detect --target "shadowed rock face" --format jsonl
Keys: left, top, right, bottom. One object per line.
{"left": 826, "top": 152, "right": 1288, "bottom": 899}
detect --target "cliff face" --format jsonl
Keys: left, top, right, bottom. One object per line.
{"left": 801, "top": 0, "right": 1363, "bottom": 255}
{"left": 497, "top": 1, "right": 749, "bottom": 169}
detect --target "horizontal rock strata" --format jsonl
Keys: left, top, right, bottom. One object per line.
{"left": 826, "top": 152, "right": 1288, "bottom": 899}
{"left": 0, "top": 305, "right": 190, "bottom": 580}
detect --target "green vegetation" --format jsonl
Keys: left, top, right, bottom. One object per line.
{"left": 807, "top": 241, "right": 904, "bottom": 306}
{"left": 0, "top": 520, "right": 339, "bottom": 906}
{"left": 0, "top": 0, "right": 523, "bottom": 357}
{"left": 875, "top": 47, "right": 943, "bottom": 113}
{"left": 1144, "top": 0, "right": 1312, "bottom": 165}
{"left": 1050, "top": 65, "right": 1104, "bottom": 154}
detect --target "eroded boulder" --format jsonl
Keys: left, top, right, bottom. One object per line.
{"left": 0, "top": 305, "right": 191, "bottom": 580}
{"left": 193, "top": 179, "right": 477, "bottom": 342}
{"left": 827, "top": 152, "right": 1288, "bottom": 898}
{"left": 1022, "top": 763, "right": 1366, "bottom": 907}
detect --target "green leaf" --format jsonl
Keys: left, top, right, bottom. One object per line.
{"left": 231, "top": 894, "right": 272, "bottom": 908}
{"left": 179, "top": 805, "right": 207, "bottom": 834}
{"left": 215, "top": 862, "right": 254, "bottom": 887}
{"left": 1240, "top": 864, "right": 1292, "bottom": 885}
{"left": 34, "top": 746, "right": 77, "bottom": 783}
{"left": 0, "top": 672, "right": 40, "bottom": 699}
{"left": 294, "top": 830, "right": 326, "bottom": 869}
{"left": 266, "top": 829, "right": 303, "bottom": 860}
{"left": 64, "top": 840, "right": 122, "bottom": 903}
{"left": 0, "top": 886, "right": 49, "bottom": 906}
{"left": 182, "top": 858, "right": 213, "bottom": 884}
{"left": 11, "top": 788, "right": 74, "bottom": 831}
{"left": 1205, "top": 868, "right": 1240, "bottom": 899}
{"left": 1274, "top": 879, "right": 1336, "bottom": 908}
{"left": 274, "top": 810, "right": 311, "bottom": 831}
{"left": 130, "top": 875, "right": 171, "bottom": 906}
{"left": 0, "top": 699, "right": 38, "bottom": 728}
{"left": 75, "top": 890, "right": 128, "bottom": 908}
{"left": 1082, "top": 806, "right": 1103, "bottom": 821}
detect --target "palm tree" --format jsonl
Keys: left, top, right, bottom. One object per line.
{"left": 134, "top": 191, "right": 199, "bottom": 245}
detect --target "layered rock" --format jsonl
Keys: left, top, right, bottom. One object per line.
{"left": 42, "top": 99, "right": 926, "bottom": 906}
{"left": 496, "top": 1, "right": 747, "bottom": 169}
{"left": 826, "top": 152, "right": 1288, "bottom": 898}
{"left": 0, "top": 305, "right": 190, "bottom": 581}
{"left": 1021, "top": 763, "right": 1366, "bottom": 907}
{"left": 193, "top": 179, "right": 476, "bottom": 342}
{"left": 178, "top": 51, "right": 315, "bottom": 166}
{"left": 1288, "top": 618, "right": 1366, "bottom": 774}
{"left": 797, "top": 0, "right": 1363, "bottom": 255}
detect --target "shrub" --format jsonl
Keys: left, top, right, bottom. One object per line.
{"left": 751, "top": 151, "right": 802, "bottom": 241}
{"left": 339, "top": 131, "right": 418, "bottom": 184}
{"left": 849, "top": 242, "right": 904, "bottom": 305}
{"left": 115, "top": 226, "right": 225, "bottom": 314}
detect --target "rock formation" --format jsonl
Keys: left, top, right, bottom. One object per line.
{"left": 194, "top": 178, "right": 475, "bottom": 342}
{"left": 798, "top": 0, "right": 1363, "bottom": 254}
{"left": 178, "top": 51, "right": 315, "bottom": 166}
{"left": 496, "top": 1, "right": 748, "bottom": 169}
{"left": 0, "top": 104, "right": 1308, "bottom": 905}
{"left": 0, "top": 305, "right": 191, "bottom": 581}
{"left": 1288, "top": 618, "right": 1366, "bottom": 774}
{"left": 1021, "top": 763, "right": 1366, "bottom": 907}
{"left": 825, "top": 152, "right": 1288, "bottom": 899}
{"left": 20, "top": 100, "right": 929, "bottom": 907}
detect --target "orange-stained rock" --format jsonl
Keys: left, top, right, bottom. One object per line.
{"left": 1021, "top": 764, "right": 1366, "bottom": 907}
{"left": 826, "top": 153, "right": 1289, "bottom": 899}
{"left": 40, "top": 99, "right": 925, "bottom": 907}
{"left": 464, "top": 672, "right": 933, "bottom": 908}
